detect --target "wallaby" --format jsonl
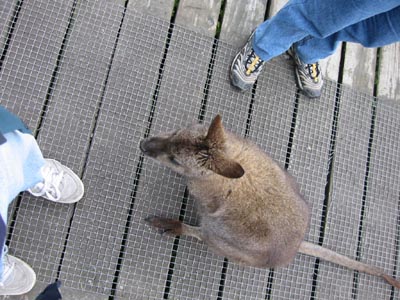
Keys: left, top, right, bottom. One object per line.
{"left": 140, "top": 115, "right": 400, "bottom": 289}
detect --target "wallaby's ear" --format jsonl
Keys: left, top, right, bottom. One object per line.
{"left": 205, "top": 115, "right": 244, "bottom": 178}
{"left": 210, "top": 153, "right": 245, "bottom": 179}
{"left": 206, "top": 115, "right": 225, "bottom": 146}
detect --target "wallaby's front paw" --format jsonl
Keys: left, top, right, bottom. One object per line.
{"left": 144, "top": 216, "right": 183, "bottom": 236}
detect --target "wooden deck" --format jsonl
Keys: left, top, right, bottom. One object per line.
{"left": 0, "top": 0, "right": 399, "bottom": 299}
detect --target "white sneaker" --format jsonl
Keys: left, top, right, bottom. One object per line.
{"left": 0, "top": 253, "right": 36, "bottom": 296}
{"left": 28, "top": 159, "right": 84, "bottom": 204}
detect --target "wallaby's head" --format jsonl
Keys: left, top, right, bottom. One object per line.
{"left": 140, "top": 115, "right": 245, "bottom": 179}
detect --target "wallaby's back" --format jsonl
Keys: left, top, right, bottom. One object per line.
{"left": 188, "top": 131, "right": 310, "bottom": 268}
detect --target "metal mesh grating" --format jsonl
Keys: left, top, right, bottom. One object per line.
{"left": 0, "top": 1, "right": 399, "bottom": 299}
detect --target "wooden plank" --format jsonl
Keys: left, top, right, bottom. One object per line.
{"left": 270, "top": 81, "right": 337, "bottom": 299}
{"left": 350, "top": 43, "right": 400, "bottom": 299}
{"left": 268, "top": 0, "right": 286, "bottom": 16}
{"left": 127, "top": 0, "right": 175, "bottom": 21}
{"left": 165, "top": 4, "right": 226, "bottom": 299}
{"left": 0, "top": 1, "right": 72, "bottom": 239}
{"left": 0, "top": 1, "right": 17, "bottom": 51}
{"left": 0, "top": 1, "right": 12, "bottom": 37}
{"left": 0, "top": 0, "right": 74, "bottom": 132}
{"left": 219, "top": 0, "right": 268, "bottom": 49}
{"left": 323, "top": 65, "right": 376, "bottom": 293}
{"left": 290, "top": 83, "right": 335, "bottom": 242}
{"left": 356, "top": 98, "right": 400, "bottom": 299}
{"left": 203, "top": 0, "right": 269, "bottom": 133}
{"left": 62, "top": 5, "right": 209, "bottom": 297}
{"left": 0, "top": 0, "right": 75, "bottom": 283}
{"left": 377, "top": 43, "right": 400, "bottom": 100}
{"left": 315, "top": 88, "right": 373, "bottom": 298}
{"left": 10, "top": 0, "right": 126, "bottom": 290}
{"left": 125, "top": 5, "right": 225, "bottom": 299}
{"left": 165, "top": 196, "right": 224, "bottom": 300}
{"left": 320, "top": 46, "right": 342, "bottom": 82}
{"left": 53, "top": 8, "right": 171, "bottom": 297}
{"left": 128, "top": 44, "right": 216, "bottom": 297}
{"left": 200, "top": 18, "right": 299, "bottom": 298}
{"left": 175, "top": 0, "right": 221, "bottom": 37}
{"left": 202, "top": 45, "right": 253, "bottom": 136}
{"left": 199, "top": 41, "right": 260, "bottom": 300}
{"left": 125, "top": 2, "right": 271, "bottom": 298}
{"left": 220, "top": 58, "right": 298, "bottom": 300}
{"left": 248, "top": 57, "right": 297, "bottom": 164}
{"left": 342, "top": 44, "right": 376, "bottom": 93}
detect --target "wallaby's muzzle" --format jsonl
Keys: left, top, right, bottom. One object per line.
{"left": 139, "top": 137, "right": 168, "bottom": 158}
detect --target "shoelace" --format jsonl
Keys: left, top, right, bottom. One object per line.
{"left": 28, "top": 165, "right": 64, "bottom": 202}
{"left": 246, "top": 50, "right": 264, "bottom": 75}
{"left": 307, "top": 62, "right": 320, "bottom": 83}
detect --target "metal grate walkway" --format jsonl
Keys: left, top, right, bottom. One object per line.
{"left": 0, "top": 1, "right": 399, "bottom": 299}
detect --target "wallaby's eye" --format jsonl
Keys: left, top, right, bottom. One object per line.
{"left": 169, "top": 155, "right": 181, "bottom": 166}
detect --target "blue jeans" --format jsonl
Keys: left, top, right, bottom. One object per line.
{"left": 253, "top": 0, "right": 400, "bottom": 63}
{"left": 0, "top": 130, "right": 45, "bottom": 279}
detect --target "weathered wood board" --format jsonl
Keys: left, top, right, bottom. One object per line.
{"left": 9, "top": 0, "right": 126, "bottom": 290}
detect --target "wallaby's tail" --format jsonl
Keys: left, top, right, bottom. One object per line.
{"left": 298, "top": 241, "right": 400, "bottom": 289}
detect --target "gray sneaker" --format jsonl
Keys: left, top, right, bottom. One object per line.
{"left": 230, "top": 31, "right": 265, "bottom": 91}
{"left": 0, "top": 253, "right": 36, "bottom": 295}
{"left": 287, "top": 46, "right": 323, "bottom": 98}
{"left": 28, "top": 159, "right": 84, "bottom": 204}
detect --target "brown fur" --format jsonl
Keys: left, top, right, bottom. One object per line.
{"left": 140, "top": 115, "right": 400, "bottom": 288}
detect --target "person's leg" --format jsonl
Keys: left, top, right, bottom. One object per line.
{"left": 0, "top": 131, "right": 45, "bottom": 226}
{"left": 0, "top": 130, "right": 43, "bottom": 295}
{"left": 231, "top": 0, "right": 400, "bottom": 94}
{"left": 294, "top": 5, "right": 400, "bottom": 63}
{"left": 253, "top": 0, "right": 400, "bottom": 61}
{"left": 0, "top": 129, "right": 84, "bottom": 295}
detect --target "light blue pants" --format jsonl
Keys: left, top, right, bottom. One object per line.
{"left": 0, "top": 130, "right": 45, "bottom": 279}
{"left": 253, "top": 0, "right": 400, "bottom": 63}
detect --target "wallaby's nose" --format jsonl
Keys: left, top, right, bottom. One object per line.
{"left": 139, "top": 139, "right": 147, "bottom": 153}
{"left": 139, "top": 137, "right": 167, "bottom": 157}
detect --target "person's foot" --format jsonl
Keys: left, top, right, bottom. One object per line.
{"left": 287, "top": 46, "right": 323, "bottom": 98}
{"left": 28, "top": 159, "right": 84, "bottom": 204}
{"left": 230, "top": 31, "right": 265, "bottom": 91}
{"left": 0, "top": 253, "right": 36, "bottom": 295}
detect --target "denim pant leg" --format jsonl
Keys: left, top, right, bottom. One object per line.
{"left": 295, "top": 6, "right": 400, "bottom": 63}
{"left": 0, "top": 130, "right": 45, "bottom": 279}
{"left": 252, "top": 0, "right": 400, "bottom": 61}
